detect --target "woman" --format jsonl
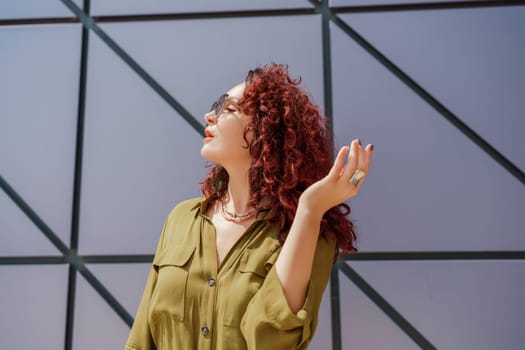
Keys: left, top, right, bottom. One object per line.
{"left": 125, "top": 63, "right": 373, "bottom": 350}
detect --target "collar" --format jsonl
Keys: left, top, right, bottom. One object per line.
{"left": 191, "top": 197, "right": 272, "bottom": 222}
{"left": 190, "top": 197, "right": 207, "bottom": 219}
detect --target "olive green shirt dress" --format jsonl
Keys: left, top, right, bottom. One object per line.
{"left": 125, "top": 197, "right": 336, "bottom": 350}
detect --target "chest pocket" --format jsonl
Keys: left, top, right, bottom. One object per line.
{"left": 224, "top": 248, "right": 279, "bottom": 327}
{"left": 151, "top": 245, "right": 195, "bottom": 322}
{"left": 238, "top": 248, "right": 276, "bottom": 277}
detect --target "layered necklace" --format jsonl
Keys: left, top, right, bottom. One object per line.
{"left": 220, "top": 192, "right": 257, "bottom": 223}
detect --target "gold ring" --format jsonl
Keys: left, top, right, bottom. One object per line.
{"left": 349, "top": 170, "right": 366, "bottom": 187}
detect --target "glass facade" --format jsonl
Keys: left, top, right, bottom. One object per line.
{"left": 1, "top": 1, "right": 524, "bottom": 349}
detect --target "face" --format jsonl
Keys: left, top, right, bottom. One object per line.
{"left": 201, "top": 82, "right": 253, "bottom": 169}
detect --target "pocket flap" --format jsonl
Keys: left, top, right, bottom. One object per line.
{"left": 238, "top": 249, "right": 277, "bottom": 277}
{"left": 153, "top": 245, "right": 195, "bottom": 268}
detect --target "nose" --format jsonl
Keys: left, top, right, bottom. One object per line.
{"left": 204, "top": 111, "right": 216, "bottom": 125}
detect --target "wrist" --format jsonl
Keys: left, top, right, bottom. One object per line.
{"left": 297, "top": 197, "right": 325, "bottom": 223}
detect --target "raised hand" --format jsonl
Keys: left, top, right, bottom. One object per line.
{"left": 299, "top": 139, "right": 373, "bottom": 219}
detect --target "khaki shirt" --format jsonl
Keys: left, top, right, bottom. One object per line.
{"left": 125, "top": 197, "right": 336, "bottom": 350}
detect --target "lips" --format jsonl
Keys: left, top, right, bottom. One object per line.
{"left": 204, "top": 129, "right": 214, "bottom": 138}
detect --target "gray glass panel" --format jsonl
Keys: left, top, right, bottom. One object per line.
{"left": 0, "top": 24, "right": 81, "bottom": 249}
{"left": 331, "top": 20, "right": 525, "bottom": 251}
{"left": 73, "top": 272, "right": 131, "bottom": 350}
{"left": 78, "top": 31, "right": 207, "bottom": 255}
{"left": 91, "top": 0, "right": 313, "bottom": 16}
{"left": 0, "top": 265, "right": 67, "bottom": 349}
{"left": 0, "top": 190, "right": 59, "bottom": 256}
{"left": 339, "top": 269, "right": 419, "bottom": 350}
{"left": 88, "top": 263, "right": 151, "bottom": 315}
{"left": 79, "top": 15, "right": 323, "bottom": 254}
{"left": 98, "top": 15, "right": 324, "bottom": 117}
{"left": 348, "top": 260, "right": 525, "bottom": 349}
{"left": 340, "top": 8, "right": 525, "bottom": 170}
{"left": 0, "top": 0, "right": 83, "bottom": 19}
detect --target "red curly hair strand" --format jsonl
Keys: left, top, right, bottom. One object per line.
{"left": 201, "top": 63, "right": 357, "bottom": 256}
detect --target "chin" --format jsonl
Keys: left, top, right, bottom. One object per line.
{"left": 200, "top": 147, "right": 217, "bottom": 163}
{"left": 200, "top": 147, "right": 209, "bottom": 160}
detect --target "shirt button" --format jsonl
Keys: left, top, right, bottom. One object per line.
{"left": 201, "top": 326, "right": 209, "bottom": 336}
{"left": 207, "top": 278, "right": 216, "bottom": 287}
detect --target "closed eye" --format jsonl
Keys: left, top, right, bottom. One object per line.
{"left": 224, "top": 104, "right": 238, "bottom": 113}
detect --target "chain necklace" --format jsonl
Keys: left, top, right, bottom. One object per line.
{"left": 220, "top": 199, "right": 257, "bottom": 223}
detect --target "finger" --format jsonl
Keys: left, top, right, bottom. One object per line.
{"left": 328, "top": 146, "right": 349, "bottom": 177}
{"left": 341, "top": 139, "right": 360, "bottom": 181}
{"left": 351, "top": 144, "right": 373, "bottom": 189}
{"left": 357, "top": 143, "right": 372, "bottom": 173}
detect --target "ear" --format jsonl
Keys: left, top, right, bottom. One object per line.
{"left": 243, "top": 124, "right": 256, "bottom": 150}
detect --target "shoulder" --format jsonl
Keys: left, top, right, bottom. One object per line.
{"left": 171, "top": 196, "right": 205, "bottom": 212}
{"left": 154, "top": 197, "right": 204, "bottom": 257}
{"left": 166, "top": 196, "right": 205, "bottom": 220}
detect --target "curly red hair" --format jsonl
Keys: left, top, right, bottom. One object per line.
{"left": 201, "top": 63, "right": 356, "bottom": 256}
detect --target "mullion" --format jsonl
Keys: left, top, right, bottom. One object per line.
{"left": 64, "top": 0, "right": 91, "bottom": 347}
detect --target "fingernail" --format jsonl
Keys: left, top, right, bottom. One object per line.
{"left": 371, "top": 144, "right": 374, "bottom": 151}
{"left": 357, "top": 139, "right": 361, "bottom": 146}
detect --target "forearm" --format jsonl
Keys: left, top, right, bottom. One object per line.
{"left": 273, "top": 140, "right": 371, "bottom": 314}
{"left": 274, "top": 200, "right": 324, "bottom": 314}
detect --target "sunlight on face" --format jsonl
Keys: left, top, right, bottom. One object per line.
{"left": 201, "top": 82, "right": 253, "bottom": 170}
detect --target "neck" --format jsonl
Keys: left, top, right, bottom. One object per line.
{"left": 224, "top": 167, "right": 252, "bottom": 214}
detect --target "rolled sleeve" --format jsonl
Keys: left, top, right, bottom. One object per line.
{"left": 240, "top": 236, "right": 336, "bottom": 350}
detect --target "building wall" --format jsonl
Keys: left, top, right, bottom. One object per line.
{"left": 1, "top": 1, "right": 524, "bottom": 349}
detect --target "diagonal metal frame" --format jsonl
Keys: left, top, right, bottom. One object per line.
{"left": 0, "top": 175, "right": 134, "bottom": 330}
{"left": 59, "top": 0, "right": 205, "bottom": 137}
{"left": 338, "top": 261, "right": 438, "bottom": 349}
{"left": 328, "top": 15, "right": 525, "bottom": 185}
{"left": 1, "top": 1, "right": 524, "bottom": 349}
{"left": 308, "top": 3, "right": 525, "bottom": 185}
